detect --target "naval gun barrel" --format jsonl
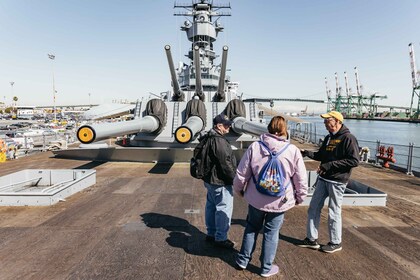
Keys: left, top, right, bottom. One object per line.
{"left": 231, "top": 117, "right": 268, "bottom": 137}
{"left": 215, "top": 46, "right": 228, "bottom": 102}
{"left": 193, "top": 45, "right": 204, "bottom": 100}
{"left": 174, "top": 99, "right": 206, "bottom": 143}
{"left": 77, "top": 116, "right": 160, "bottom": 144}
{"left": 175, "top": 116, "right": 204, "bottom": 144}
{"left": 164, "top": 45, "right": 184, "bottom": 101}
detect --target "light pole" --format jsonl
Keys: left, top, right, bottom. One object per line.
{"left": 88, "top": 93, "right": 91, "bottom": 107}
{"left": 48, "top": 54, "right": 56, "bottom": 122}
{"left": 9, "top": 82, "right": 14, "bottom": 115}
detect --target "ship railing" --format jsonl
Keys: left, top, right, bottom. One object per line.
{"left": 2, "top": 130, "right": 78, "bottom": 160}
{"left": 303, "top": 131, "right": 420, "bottom": 177}
{"left": 289, "top": 122, "right": 318, "bottom": 144}
{"left": 367, "top": 140, "right": 420, "bottom": 177}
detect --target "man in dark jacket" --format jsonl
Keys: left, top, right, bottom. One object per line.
{"left": 299, "top": 111, "right": 359, "bottom": 253}
{"left": 202, "top": 113, "right": 237, "bottom": 249}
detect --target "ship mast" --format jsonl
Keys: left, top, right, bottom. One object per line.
{"left": 173, "top": 0, "right": 232, "bottom": 101}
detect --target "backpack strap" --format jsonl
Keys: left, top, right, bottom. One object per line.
{"left": 258, "top": 141, "right": 272, "bottom": 155}
{"left": 275, "top": 143, "right": 290, "bottom": 157}
{"left": 259, "top": 141, "right": 290, "bottom": 157}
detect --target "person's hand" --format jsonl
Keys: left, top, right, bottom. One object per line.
{"left": 317, "top": 165, "right": 326, "bottom": 175}
{"left": 300, "top": 149, "right": 309, "bottom": 157}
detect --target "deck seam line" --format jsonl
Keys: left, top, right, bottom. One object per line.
{"left": 347, "top": 226, "right": 420, "bottom": 278}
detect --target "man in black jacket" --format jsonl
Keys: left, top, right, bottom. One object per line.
{"left": 202, "top": 113, "right": 237, "bottom": 249}
{"left": 299, "top": 111, "right": 359, "bottom": 253}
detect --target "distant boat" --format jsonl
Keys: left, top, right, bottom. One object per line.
{"left": 300, "top": 105, "right": 308, "bottom": 116}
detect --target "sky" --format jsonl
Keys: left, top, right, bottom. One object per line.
{"left": 0, "top": 0, "right": 419, "bottom": 113}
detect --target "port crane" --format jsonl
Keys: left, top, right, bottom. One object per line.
{"left": 409, "top": 43, "right": 420, "bottom": 119}
{"left": 325, "top": 68, "right": 387, "bottom": 117}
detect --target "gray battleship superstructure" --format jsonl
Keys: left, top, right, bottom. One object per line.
{"left": 54, "top": 0, "right": 268, "bottom": 162}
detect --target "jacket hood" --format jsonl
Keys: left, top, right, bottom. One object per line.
{"left": 259, "top": 133, "right": 289, "bottom": 154}
{"left": 332, "top": 124, "right": 350, "bottom": 138}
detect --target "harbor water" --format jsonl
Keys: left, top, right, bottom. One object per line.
{"left": 296, "top": 116, "right": 420, "bottom": 175}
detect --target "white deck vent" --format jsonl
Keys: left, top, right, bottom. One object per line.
{"left": 303, "top": 171, "right": 387, "bottom": 206}
{"left": 0, "top": 169, "right": 96, "bottom": 206}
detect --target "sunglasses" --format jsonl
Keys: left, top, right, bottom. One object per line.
{"left": 324, "top": 118, "right": 336, "bottom": 123}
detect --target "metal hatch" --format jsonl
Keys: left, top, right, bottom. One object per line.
{"left": 302, "top": 171, "right": 387, "bottom": 206}
{"left": 0, "top": 169, "right": 96, "bottom": 206}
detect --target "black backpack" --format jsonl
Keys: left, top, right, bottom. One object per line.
{"left": 190, "top": 133, "right": 213, "bottom": 179}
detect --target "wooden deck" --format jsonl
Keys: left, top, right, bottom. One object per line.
{"left": 0, "top": 151, "right": 419, "bottom": 280}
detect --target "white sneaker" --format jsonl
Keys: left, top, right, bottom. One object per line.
{"left": 261, "top": 264, "right": 279, "bottom": 277}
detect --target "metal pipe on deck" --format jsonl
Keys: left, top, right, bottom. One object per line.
{"left": 193, "top": 45, "right": 204, "bottom": 100}
{"left": 77, "top": 116, "right": 160, "bottom": 144}
{"left": 164, "top": 45, "right": 184, "bottom": 101}
{"left": 215, "top": 46, "right": 228, "bottom": 101}
{"left": 231, "top": 117, "right": 268, "bottom": 137}
{"left": 174, "top": 116, "right": 204, "bottom": 143}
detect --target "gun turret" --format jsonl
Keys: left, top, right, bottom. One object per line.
{"left": 77, "top": 116, "right": 160, "bottom": 144}
{"left": 193, "top": 45, "right": 204, "bottom": 101}
{"left": 231, "top": 117, "right": 268, "bottom": 137}
{"left": 164, "top": 45, "right": 185, "bottom": 101}
{"left": 77, "top": 99, "right": 167, "bottom": 144}
{"left": 175, "top": 116, "right": 204, "bottom": 144}
{"left": 215, "top": 46, "right": 229, "bottom": 102}
{"left": 175, "top": 99, "right": 206, "bottom": 143}
{"left": 223, "top": 99, "right": 267, "bottom": 136}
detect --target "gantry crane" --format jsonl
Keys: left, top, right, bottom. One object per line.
{"left": 409, "top": 43, "right": 420, "bottom": 119}
{"left": 326, "top": 68, "right": 387, "bottom": 117}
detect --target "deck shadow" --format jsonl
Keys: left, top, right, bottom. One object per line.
{"left": 148, "top": 163, "right": 174, "bottom": 174}
{"left": 231, "top": 218, "right": 247, "bottom": 227}
{"left": 141, "top": 212, "right": 239, "bottom": 268}
{"left": 74, "top": 161, "right": 108, "bottom": 169}
{"left": 279, "top": 233, "right": 304, "bottom": 245}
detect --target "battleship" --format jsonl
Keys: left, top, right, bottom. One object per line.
{"left": 53, "top": 0, "right": 268, "bottom": 162}
{"left": 1, "top": 1, "right": 420, "bottom": 279}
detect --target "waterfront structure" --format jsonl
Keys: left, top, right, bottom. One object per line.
{"left": 16, "top": 106, "right": 35, "bottom": 120}
{"left": 326, "top": 68, "right": 387, "bottom": 118}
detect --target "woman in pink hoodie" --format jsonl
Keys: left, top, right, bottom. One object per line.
{"left": 233, "top": 116, "right": 308, "bottom": 278}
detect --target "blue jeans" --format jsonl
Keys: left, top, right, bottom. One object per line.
{"left": 204, "top": 182, "right": 233, "bottom": 241}
{"left": 236, "top": 205, "right": 285, "bottom": 274}
{"left": 307, "top": 177, "right": 347, "bottom": 244}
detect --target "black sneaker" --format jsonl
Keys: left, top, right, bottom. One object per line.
{"left": 205, "top": 235, "right": 215, "bottom": 243}
{"left": 235, "top": 261, "right": 246, "bottom": 270}
{"left": 214, "top": 239, "right": 235, "bottom": 249}
{"left": 321, "top": 242, "right": 342, "bottom": 253}
{"left": 298, "top": 237, "right": 320, "bottom": 249}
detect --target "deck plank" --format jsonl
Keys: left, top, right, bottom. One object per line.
{"left": 0, "top": 151, "right": 419, "bottom": 279}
